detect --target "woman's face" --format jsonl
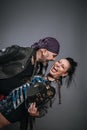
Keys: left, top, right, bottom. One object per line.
{"left": 49, "top": 59, "right": 70, "bottom": 79}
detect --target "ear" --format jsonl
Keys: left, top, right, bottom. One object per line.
{"left": 62, "top": 72, "right": 68, "bottom": 77}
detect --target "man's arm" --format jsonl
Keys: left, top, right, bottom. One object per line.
{"left": 0, "top": 45, "right": 20, "bottom": 64}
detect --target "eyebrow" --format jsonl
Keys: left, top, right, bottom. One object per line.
{"left": 58, "top": 60, "right": 66, "bottom": 69}
{"left": 62, "top": 64, "right": 65, "bottom": 68}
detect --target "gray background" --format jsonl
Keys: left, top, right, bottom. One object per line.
{"left": 0, "top": 0, "right": 87, "bottom": 130}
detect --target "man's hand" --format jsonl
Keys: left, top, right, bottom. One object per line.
{"left": 28, "top": 102, "right": 39, "bottom": 116}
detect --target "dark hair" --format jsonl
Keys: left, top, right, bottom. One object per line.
{"left": 64, "top": 57, "right": 78, "bottom": 87}
{"left": 57, "top": 57, "right": 77, "bottom": 104}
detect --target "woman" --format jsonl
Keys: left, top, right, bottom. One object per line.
{"left": 0, "top": 57, "right": 77, "bottom": 128}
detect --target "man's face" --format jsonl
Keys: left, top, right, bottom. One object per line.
{"left": 41, "top": 50, "right": 57, "bottom": 62}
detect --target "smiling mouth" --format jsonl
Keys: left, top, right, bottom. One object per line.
{"left": 51, "top": 66, "right": 58, "bottom": 72}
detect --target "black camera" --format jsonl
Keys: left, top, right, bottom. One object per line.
{"left": 25, "top": 76, "right": 55, "bottom": 109}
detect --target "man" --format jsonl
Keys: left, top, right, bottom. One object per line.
{"left": 0, "top": 37, "right": 60, "bottom": 128}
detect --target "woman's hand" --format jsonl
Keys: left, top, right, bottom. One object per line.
{"left": 28, "top": 102, "right": 39, "bottom": 116}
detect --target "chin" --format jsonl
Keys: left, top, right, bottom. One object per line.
{"left": 49, "top": 71, "right": 54, "bottom": 76}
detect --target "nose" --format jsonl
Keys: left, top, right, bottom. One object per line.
{"left": 52, "top": 57, "right": 56, "bottom": 61}
{"left": 56, "top": 61, "right": 61, "bottom": 67}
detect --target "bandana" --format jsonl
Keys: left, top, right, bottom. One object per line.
{"left": 31, "top": 37, "right": 60, "bottom": 54}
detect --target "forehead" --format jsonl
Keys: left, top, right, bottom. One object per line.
{"left": 54, "top": 59, "right": 70, "bottom": 69}
{"left": 59, "top": 59, "right": 70, "bottom": 67}
{"left": 48, "top": 50, "right": 57, "bottom": 56}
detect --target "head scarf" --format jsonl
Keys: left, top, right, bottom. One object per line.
{"left": 31, "top": 37, "right": 60, "bottom": 54}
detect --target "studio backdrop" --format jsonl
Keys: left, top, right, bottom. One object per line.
{"left": 0, "top": 0, "right": 87, "bottom": 130}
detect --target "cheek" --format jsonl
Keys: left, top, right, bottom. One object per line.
{"left": 56, "top": 70, "right": 63, "bottom": 76}
{"left": 43, "top": 55, "right": 47, "bottom": 59}
{"left": 44, "top": 54, "right": 49, "bottom": 59}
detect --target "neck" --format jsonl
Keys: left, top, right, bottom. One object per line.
{"left": 46, "top": 73, "right": 59, "bottom": 82}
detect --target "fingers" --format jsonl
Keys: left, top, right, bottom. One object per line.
{"left": 28, "top": 102, "right": 36, "bottom": 112}
{"left": 28, "top": 102, "right": 39, "bottom": 116}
